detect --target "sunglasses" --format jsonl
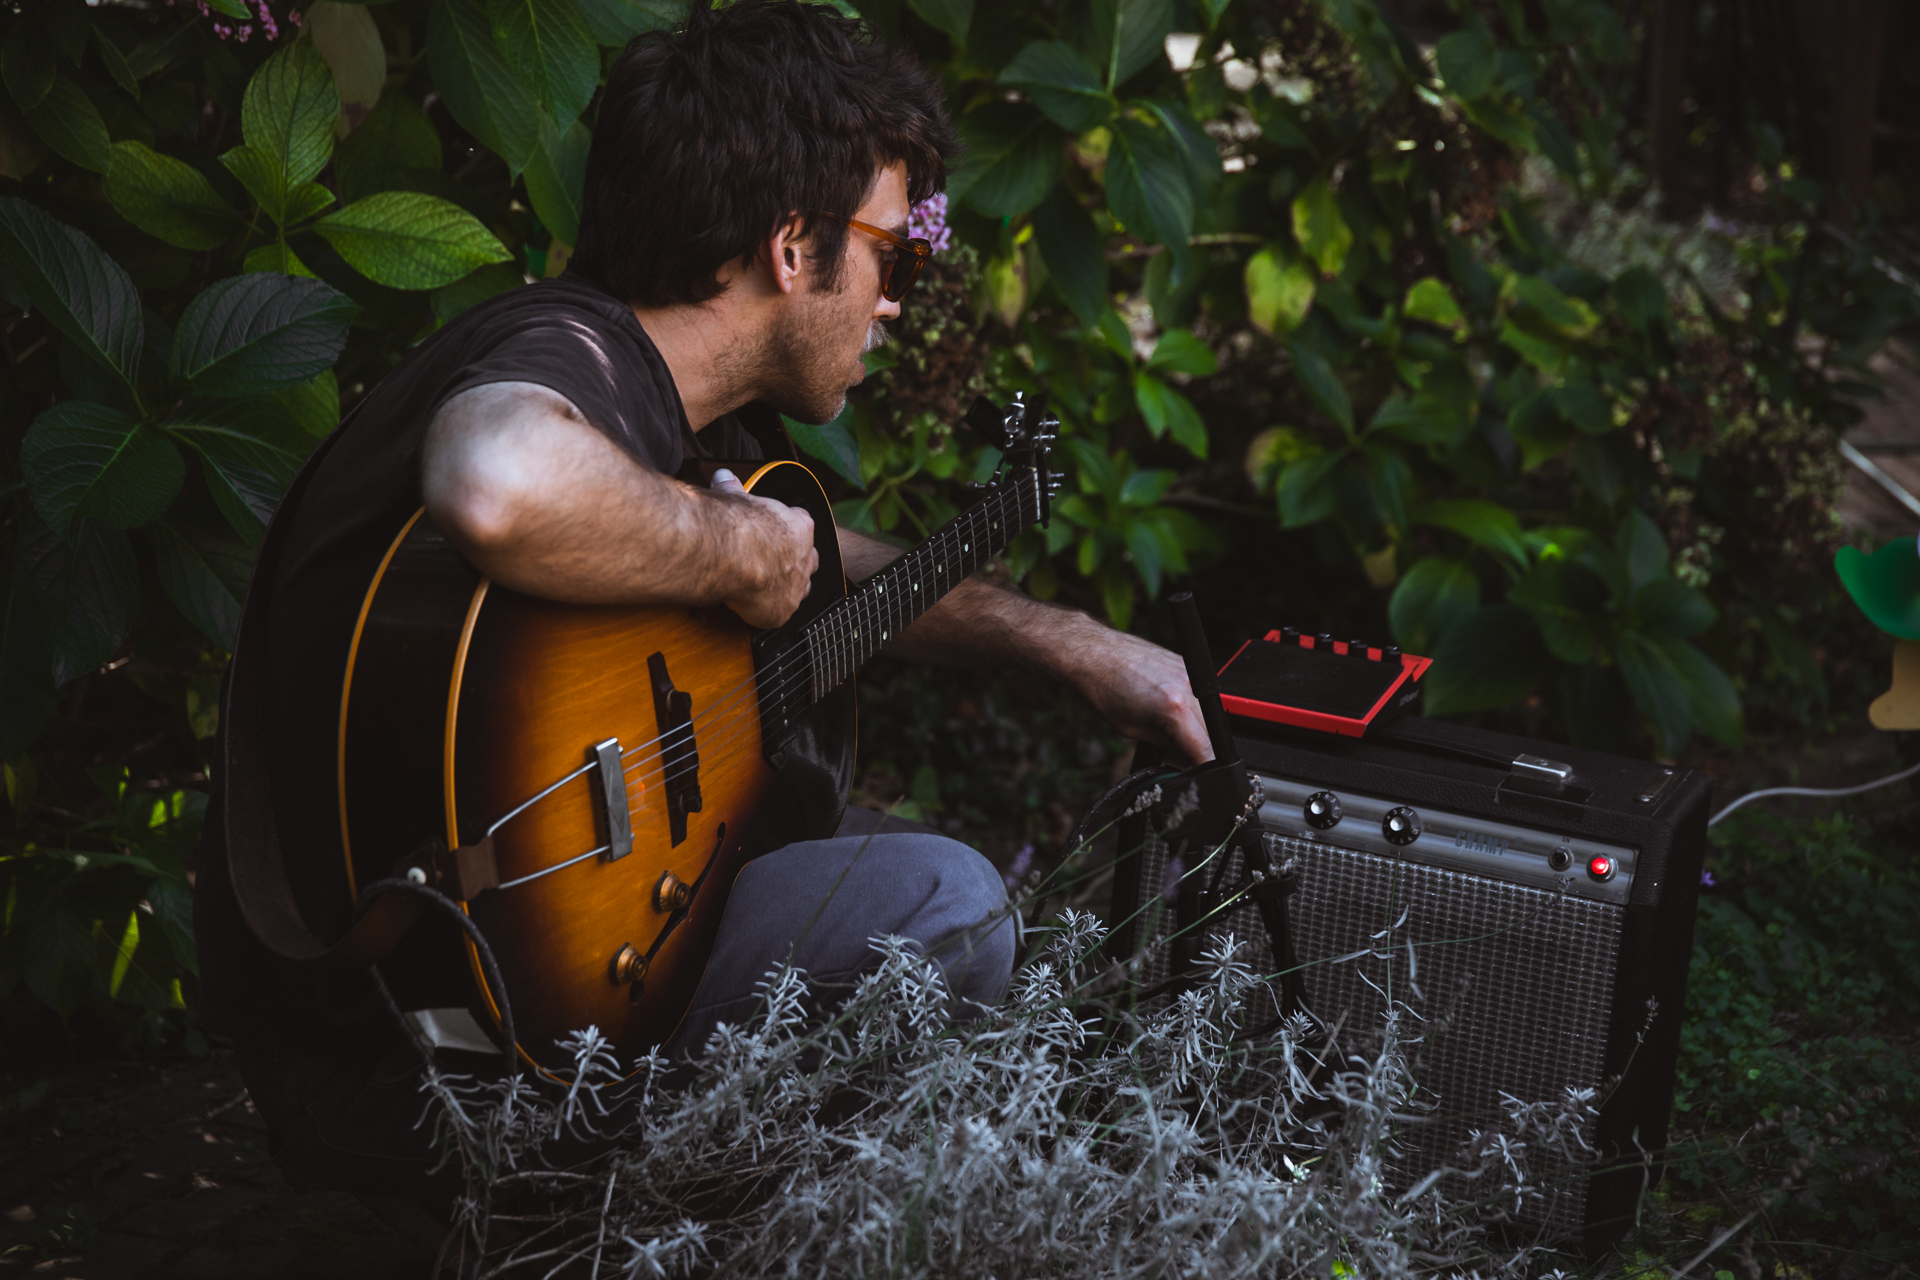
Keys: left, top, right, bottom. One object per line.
{"left": 814, "top": 213, "right": 933, "bottom": 302}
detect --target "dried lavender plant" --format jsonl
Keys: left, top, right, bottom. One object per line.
{"left": 417, "top": 905, "right": 1622, "bottom": 1279}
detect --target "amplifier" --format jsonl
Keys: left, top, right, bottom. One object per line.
{"left": 1108, "top": 717, "right": 1710, "bottom": 1254}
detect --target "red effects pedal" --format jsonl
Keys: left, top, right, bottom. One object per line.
{"left": 1215, "top": 627, "right": 1432, "bottom": 739}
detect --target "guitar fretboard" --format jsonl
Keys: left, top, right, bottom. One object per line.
{"left": 801, "top": 470, "right": 1039, "bottom": 700}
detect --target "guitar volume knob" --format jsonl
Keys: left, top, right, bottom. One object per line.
{"left": 654, "top": 871, "right": 693, "bottom": 913}
{"left": 609, "top": 944, "right": 648, "bottom": 986}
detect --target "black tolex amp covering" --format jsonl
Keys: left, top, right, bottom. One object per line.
{"left": 1107, "top": 717, "right": 1710, "bottom": 1255}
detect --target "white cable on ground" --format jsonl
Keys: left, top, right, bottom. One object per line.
{"left": 1707, "top": 758, "right": 1920, "bottom": 826}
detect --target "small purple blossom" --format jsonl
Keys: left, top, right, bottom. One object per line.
{"left": 171, "top": 0, "right": 293, "bottom": 43}
{"left": 908, "top": 193, "right": 953, "bottom": 255}
{"left": 1002, "top": 842, "right": 1035, "bottom": 892}
{"left": 1700, "top": 869, "right": 1717, "bottom": 888}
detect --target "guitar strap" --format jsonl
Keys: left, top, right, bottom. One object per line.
{"left": 214, "top": 421, "right": 427, "bottom": 970}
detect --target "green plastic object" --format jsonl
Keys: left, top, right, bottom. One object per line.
{"left": 1836, "top": 538, "right": 1920, "bottom": 640}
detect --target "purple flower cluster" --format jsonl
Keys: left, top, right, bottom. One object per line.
{"left": 908, "top": 193, "right": 952, "bottom": 255}
{"left": 1700, "top": 869, "right": 1717, "bottom": 888}
{"left": 166, "top": 0, "right": 299, "bottom": 43}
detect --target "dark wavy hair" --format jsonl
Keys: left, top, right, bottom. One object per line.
{"left": 570, "top": 0, "right": 957, "bottom": 307}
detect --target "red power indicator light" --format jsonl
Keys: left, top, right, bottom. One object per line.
{"left": 1587, "top": 855, "right": 1616, "bottom": 882}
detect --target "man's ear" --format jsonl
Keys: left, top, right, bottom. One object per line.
{"left": 765, "top": 212, "right": 809, "bottom": 296}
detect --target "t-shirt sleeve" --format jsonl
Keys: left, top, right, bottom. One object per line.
{"left": 434, "top": 307, "right": 685, "bottom": 474}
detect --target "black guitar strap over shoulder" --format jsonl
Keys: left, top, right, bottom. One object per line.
{"left": 210, "top": 423, "right": 426, "bottom": 971}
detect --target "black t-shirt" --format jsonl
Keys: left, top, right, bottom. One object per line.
{"left": 195, "top": 274, "right": 781, "bottom": 1043}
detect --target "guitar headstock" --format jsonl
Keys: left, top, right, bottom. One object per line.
{"left": 964, "top": 391, "right": 1062, "bottom": 525}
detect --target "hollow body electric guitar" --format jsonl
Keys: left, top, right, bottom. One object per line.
{"left": 338, "top": 394, "right": 1059, "bottom": 1072}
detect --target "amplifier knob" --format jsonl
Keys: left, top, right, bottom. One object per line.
{"left": 1382, "top": 806, "right": 1422, "bottom": 846}
{"left": 1303, "top": 791, "right": 1342, "bottom": 829}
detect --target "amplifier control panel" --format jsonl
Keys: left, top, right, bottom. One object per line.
{"left": 1254, "top": 773, "right": 1639, "bottom": 906}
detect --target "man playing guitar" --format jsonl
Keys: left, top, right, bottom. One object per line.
{"left": 196, "top": 0, "right": 1207, "bottom": 1203}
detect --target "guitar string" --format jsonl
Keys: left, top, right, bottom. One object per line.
{"left": 600, "top": 484, "right": 1031, "bottom": 808}
{"left": 610, "top": 483, "right": 1032, "bottom": 792}
{"left": 478, "top": 479, "right": 1036, "bottom": 858}
{"left": 603, "top": 480, "right": 1029, "bottom": 790}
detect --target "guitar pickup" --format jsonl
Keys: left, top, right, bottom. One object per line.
{"left": 649, "top": 652, "right": 703, "bottom": 846}
{"left": 592, "top": 738, "right": 633, "bottom": 861}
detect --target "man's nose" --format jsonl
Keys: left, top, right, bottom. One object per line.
{"left": 875, "top": 294, "right": 902, "bottom": 321}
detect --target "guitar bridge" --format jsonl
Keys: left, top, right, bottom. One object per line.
{"left": 648, "top": 652, "right": 702, "bottom": 846}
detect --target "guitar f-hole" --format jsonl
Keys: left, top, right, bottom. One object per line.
{"left": 647, "top": 652, "right": 703, "bottom": 846}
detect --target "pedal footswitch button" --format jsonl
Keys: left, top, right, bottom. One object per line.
{"left": 1304, "top": 791, "right": 1342, "bottom": 829}
{"left": 1587, "top": 854, "right": 1617, "bottom": 882}
{"left": 1383, "top": 806, "right": 1422, "bottom": 846}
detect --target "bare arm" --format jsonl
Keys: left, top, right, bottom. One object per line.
{"left": 839, "top": 527, "right": 1213, "bottom": 764}
{"left": 421, "top": 382, "right": 817, "bottom": 628}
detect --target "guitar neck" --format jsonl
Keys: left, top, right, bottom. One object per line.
{"left": 800, "top": 467, "right": 1040, "bottom": 701}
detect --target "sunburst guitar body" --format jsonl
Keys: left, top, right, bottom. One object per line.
{"left": 336, "top": 395, "right": 1058, "bottom": 1074}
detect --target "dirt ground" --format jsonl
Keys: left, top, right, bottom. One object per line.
{"left": 0, "top": 1056, "right": 436, "bottom": 1278}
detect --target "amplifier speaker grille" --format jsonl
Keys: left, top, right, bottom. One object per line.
{"left": 1127, "top": 827, "right": 1624, "bottom": 1239}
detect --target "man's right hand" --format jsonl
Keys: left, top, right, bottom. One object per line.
{"left": 710, "top": 468, "right": 818, "bottom": 628}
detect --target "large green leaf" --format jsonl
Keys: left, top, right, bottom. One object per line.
{"left": 1090, "top": 0, "right": 1173, "bottom": 87}
{"left": 783, "top": 411, "right": 863, "bottom": 489}
{"left": 3, "top": 24, "right": 53, "bottom": 111}
{"left": 1664, "top": 638, "right": 1743, "bottom": 748}
{"left": 94, "top": 29, "right": 141, "bottom": 100}
{"left": 220, "top": 144, "right": 293, "bottom": 223}
{"left": 1291, "top": 178, "right": 1351, "bottom": 278}
{"left": 170, "top": 273, "right": 359, "bottom": 396}
{"left": 1411, "top": 499, "right": 1527, "bottom": 570}
{"left": 1633, "top": 576, "right": 1716, "bottom": 640}
{"left": 20, "top": 401, "right": 184, "bottom": 537}
{"left": 1422, "top": 603, "right": 1550, "bottom": 716}
{"left": 431, "top": 262, "right": 523, "bottom": 325}
{"left": 1106, "top": 115, "right": 1192, "bottom": 274}
{"left": 1402, "top": 276, "right": 1463, "bottom": 332}
{"left": 429, "top": 0, "right": 539, "bottom": 175}
{"left": 149, "top": 520, "right": 253, "bottom": 651}
{"left": 523, "top": 113, "right": 591, "bottom": 247}
{"left": 25, "top": 76, "right": 111, "bottom": 173}
{"left": 165, "top": 425, "right": 303, "bottom": 545}
{"left": 315, "top": 191, "right": 513, "bottom": 290}
{"left": 1388, "top": 555, "right": 1479, "bottom": 655}
{"left": 1000, "top": 42, "right": 1112, "bottom": 133}
{"left": 0, "top": 198, "right": 144, "bottom": 396}
{"left": 306, "top": 1, "right": 386, "bottom": 114}
{"left": 1506, "top": 558, "right": 1607, "bottom": 665}
{"left": 17, "top": 515, "right": 138, "bottom": 686}
{"left": 949, "top": 103, "right": 1060, "bottom": 219}
{"left": 0, "top": 575, "right": 55, "bottom": 758}
{"left": 1275, "top": 452, "right": 1342, "bottom": 528}
{"left": 242, "top": 39, "right": 339, "bottom": 189}
{"left": 1284, "top": 337, "right": 1352, "bottom": 435}
{"left": 106, "top": 142, "right": 240, "bottom": 252}
{"left": 1616, "top": 632, "right": 1693, "bottom": 753}
{"left": 24, "top": 894, "right": 99, "bottom": 1017}
{"left": 1244, "top": 246, "right": 1315, "bottom": 335}
{"left": 1145, "top": 329, "right": 1215, "bottom": 377}
{"left": 575, "top": 0, "right": 687, "bottom": 44}
{"left": 907, "top": 0, "right": 972, "bottom": 44}
{"left": 1030, "top": 186, "right": 1108, "bottom": 329}
{"left": 489, "top": 0, "right": 597, "bottom": 131}
{"left": 336, "top": 90, "right": 443, "bottom": 203}
{"left": 1434, "top": 28, "right": 1495, "bottom": 99}
{"left": 1132, "top": 371, "right": 1207, "bottom": 458}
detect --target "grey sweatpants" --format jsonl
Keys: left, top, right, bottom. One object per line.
{"left": 660, "top": 805, "right": 1018, "bottom": 1058}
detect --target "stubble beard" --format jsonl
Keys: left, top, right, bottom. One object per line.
{"left": 762, "top": 293, "right": 889, "bottom": 426}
